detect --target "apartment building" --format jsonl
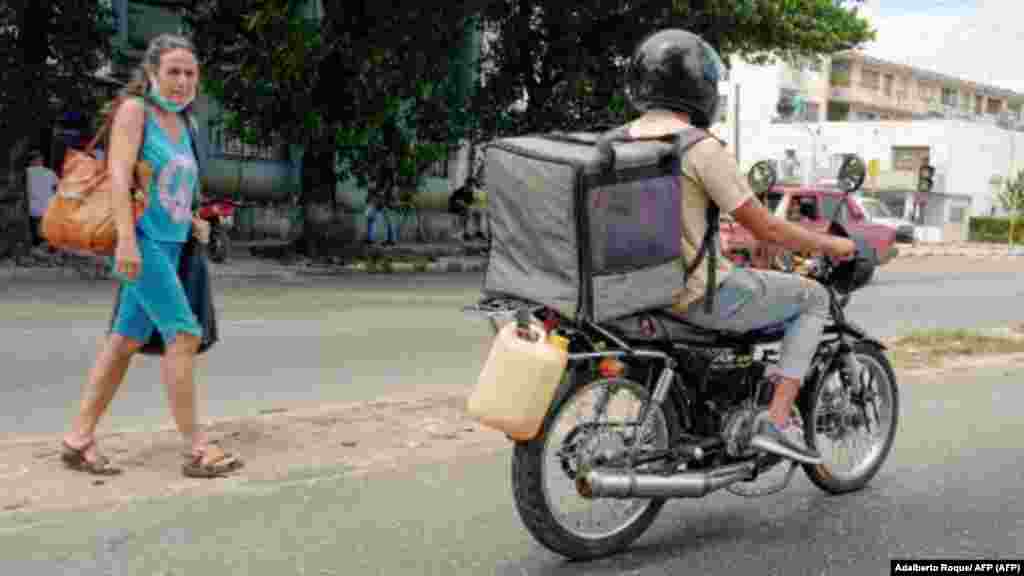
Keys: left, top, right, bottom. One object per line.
{"left": 826, "top": 51, "right": 1024, "bottom": 126}
{"left": 717, "top": 52, "right": 1024, "bottom": 243}
{"left": 718, "top": 51, "right": 1024, "bottom": 141}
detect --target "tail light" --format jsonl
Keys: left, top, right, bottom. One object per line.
{"left": 598, "top": 358, "right": 626, "bottom": 378}
{"left": 542, "top": 309, "right": 560, "bottom": 332}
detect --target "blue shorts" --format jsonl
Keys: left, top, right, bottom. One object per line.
{"left": 110, "top": 234, "right": 202, "bottom": 346}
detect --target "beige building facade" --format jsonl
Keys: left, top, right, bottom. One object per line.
{"left": 826, "top": 51, "right": 1024, "bottom": 124}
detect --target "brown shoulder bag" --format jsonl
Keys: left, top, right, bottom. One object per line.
{"left": 41, "top": 96, "right": 153, "bottom": 256}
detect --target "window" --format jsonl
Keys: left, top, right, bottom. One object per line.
{"left": 860, "top": 69, "right": 880, "bottom": 90}
{"left": 797, "top": 195, "right": 821, "bottom": 220}
{"left": 918, "top": 82, "right": 933, "bottom": 103}
{"left": 859, "top": 198, "right": 894, "bottom": 219}
{"left": 821, "top": 195, "right": 844, "bottom": 221}
{"left": 941, "top": 87, "right": 958, "bottom": 107}
{"left": 884, "top": 74, "right": 894, "bottom": 96}
{"left": 208, "top": 118, "right": 278, "bottom": 160}
{"left": 830, "top": 60, "right": 851, "bottom": 86}
{"left": 892, "top": 147, "right": 929, "bottom": 171}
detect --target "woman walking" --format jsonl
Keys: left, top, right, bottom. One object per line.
{"left": 61, "top": 34, "right": 243, "bottom": 478}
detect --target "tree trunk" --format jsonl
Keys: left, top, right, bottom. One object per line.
{"left": 298, "top": 137, "right": 338, "bottom": 258}
{"left": 6, "top": 1, "right": 53, "bottom": 255}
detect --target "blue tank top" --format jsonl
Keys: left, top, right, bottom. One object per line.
{"left": 137, "top": 102, "right": 199, "bottom": 243}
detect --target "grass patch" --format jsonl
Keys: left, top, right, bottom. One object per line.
{"left": 887, "top": 326, "right": 1024, "bottom": 369}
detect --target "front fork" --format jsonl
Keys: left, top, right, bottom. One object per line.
{"left": 825, "top": 334, "right": 878, "bottom": 435}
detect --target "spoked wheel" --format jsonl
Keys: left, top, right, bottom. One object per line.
{"left": 801, "top": 341, "right": 899, "bottom": 494}
{"left": 511, "top": 376, "right": 679, "bottom": 560}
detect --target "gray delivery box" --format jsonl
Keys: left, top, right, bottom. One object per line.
{"left": 482, "top": 128, "right": 712, "bottom": 323}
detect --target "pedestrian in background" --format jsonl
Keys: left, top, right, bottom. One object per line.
{"left": 26, "top": 150, "right": 57, "bottom": 247}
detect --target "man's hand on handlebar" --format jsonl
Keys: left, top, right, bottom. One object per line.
{"left": 823, "top": 237, "right": 856, "bottom": 261}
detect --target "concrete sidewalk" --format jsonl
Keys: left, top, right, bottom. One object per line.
{"left": 5, "top": 240, "right": 1021, "bottom": 283}
{"left": 1, "top": 241, "right": 489, "bottom": 282}
{"left": 893, "top": 241, "right": 1024, "bottom": 259}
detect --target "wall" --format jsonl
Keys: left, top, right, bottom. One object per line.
{"left": 738, "top": 120, "right": 1024, "bottom": 219}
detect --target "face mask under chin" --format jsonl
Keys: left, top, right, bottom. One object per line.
{"left": 148, "top": 78, "right": 192, "bottom": 113}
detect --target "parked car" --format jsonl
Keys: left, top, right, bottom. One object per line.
{"left": 850, "top": 195, "right": 916, "bottom": 243}
{"left": 721, "top": 185, "right": 899, "bottom": 274}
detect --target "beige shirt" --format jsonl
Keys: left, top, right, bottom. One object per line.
{"left": 626, "top": 114, "right": 753, "bottom": 311}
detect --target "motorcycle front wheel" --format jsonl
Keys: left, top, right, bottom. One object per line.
{"left": 800, "top": 340, "right": 899, "bottom": 494}
{"left": 511, "top": 374, "right": 680, "bottom": 561}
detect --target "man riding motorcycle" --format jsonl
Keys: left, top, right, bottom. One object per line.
{"left": 621, "top": 29, "right": 856, "bottom": 464}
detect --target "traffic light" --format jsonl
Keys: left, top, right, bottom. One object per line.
{"left": 918, "top": 165, "right": 935, "bottom": 192}
{"left": 917, "top": 164, "right": 935, "bottom": 193}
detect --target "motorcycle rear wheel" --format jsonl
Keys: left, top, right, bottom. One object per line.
{"left": 511, "top": 374, "right": 680, "bottom": 561}
{"left": 800, "top": 341, "right": 899, "bottom": 494}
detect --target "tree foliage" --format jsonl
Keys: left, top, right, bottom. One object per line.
{"left": 186, "top": 0, "right": 484, "bottom": 203}
{"left": 997, "top": 169, "right": 1024, "bottom": 246}
{"left": 471, "top": 0, "right": 876, "bottom": 138}
{"left": 0, "top": 0, "right": 114, "bottom": 250}
{"left": 0, "top": 0, "right": 115, "bottom": 169}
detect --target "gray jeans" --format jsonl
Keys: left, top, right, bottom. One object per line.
{"left": 674, "top": 267, "right": 830, "bottom": 380}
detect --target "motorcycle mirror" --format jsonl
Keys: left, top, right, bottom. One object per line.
{"left": 837, "top": 154, "right": 866, "bottom": 194}
{"left": 747, "top": 160, "right": 777, "bottom": 200}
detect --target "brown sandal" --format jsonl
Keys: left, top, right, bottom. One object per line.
{"left": 61, "top": 438, "right": 122, "bottom": 476}
{"left": 183, "top": 442, "right": 244, "bottom": 478}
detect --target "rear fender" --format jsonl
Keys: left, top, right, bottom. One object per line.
{"left": 542, "top": 357, "right": 685, "bottom": 430}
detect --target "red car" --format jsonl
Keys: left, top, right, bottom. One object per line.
{"left": 720, "top": 185, "right": 899, "bottom": 271}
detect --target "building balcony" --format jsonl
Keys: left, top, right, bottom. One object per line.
{"left": 829, "top": 85, "right": 916, "bottom": 115}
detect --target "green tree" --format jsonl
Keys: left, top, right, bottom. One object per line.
{"left": 997, "top": 170, "right": 1024, "bottom": 247}
{"left": 0, "top": 0, "right": 115, "bottom": 249}
{"left": 471, "top": 0, "right": 875, "bottom": 139}
{"left": 184, "top": 0, "right": 483, "bottom": 253}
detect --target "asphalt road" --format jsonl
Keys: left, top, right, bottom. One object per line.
{"left": 0, "top": 362, "right": 1020, "bottom": 575}
{"left": 2, "top": 260, "right": 1024, "bottom": 438}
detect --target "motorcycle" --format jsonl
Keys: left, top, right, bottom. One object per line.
{"left": 465, "top": 155, "right": 897, "bottom": 560}
{"left": 196, "top": 197, "right": 242, "bottom": 263}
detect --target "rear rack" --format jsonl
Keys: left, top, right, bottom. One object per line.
{"left": 462, "top": 296, "right": 547, "bottom": 334}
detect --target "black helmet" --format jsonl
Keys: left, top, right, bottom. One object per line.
{"left": 626, "top": 29, "right": 726, "bottom": 128}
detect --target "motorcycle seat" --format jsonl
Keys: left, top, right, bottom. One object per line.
{"left": 606, "top": 310, "right": 787, "bottom": 346}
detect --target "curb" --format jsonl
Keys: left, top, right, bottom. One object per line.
{"left": 0, "top": 258, "right": 489, "bottom": 282}
{"left": 295, "top": 258, "right": 488, "bottom": 276}
{"left": 893, "top": 250, "right": 1023, "bottom": 259}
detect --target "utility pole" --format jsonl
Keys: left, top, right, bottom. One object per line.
{"left": 733, "top": 83, "right": 741, "bottom": 167}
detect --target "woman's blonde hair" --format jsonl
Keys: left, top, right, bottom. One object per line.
{"left": 97, "top": 34, "right": 198, "bottom": 146}
{"left": 121, "top": 33, "right": 198, "bottom": 101}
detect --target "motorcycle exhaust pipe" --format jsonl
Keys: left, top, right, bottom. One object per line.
{"left": 577, "top": 462, "right": 757, "bottom": 499}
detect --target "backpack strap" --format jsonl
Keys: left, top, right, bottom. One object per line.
{"left": 673, "top": 127, "right": 724, "bottom": 314}
{"left": 182, "top": 112, "right": 205, "bottom": 213}
{"left": 595, "top": 124, "right": 725, "bottom": 314}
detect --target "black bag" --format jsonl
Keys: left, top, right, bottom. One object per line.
{"left": 106, "top": 108, "right": 218, "bottom": 355}
{"left": 108, "top": 236, "right": 219, "bottom": 356}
